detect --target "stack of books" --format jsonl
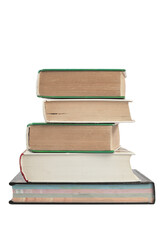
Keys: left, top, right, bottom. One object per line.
{"left": 9, "top": 69, "right": 155, "bottom": 204}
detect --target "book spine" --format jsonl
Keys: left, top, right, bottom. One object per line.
{"left": 19, "top": 152, "right": 28, "bottom": 182}
{"left": 152, "top": 182, "right": 156, "bottom": 204}
{"left": 37, "top": 95, "right": 125, "bottom": 99}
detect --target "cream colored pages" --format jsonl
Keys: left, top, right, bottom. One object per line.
{"left": 21, "top": 149, "right": 139, "bottom": 182}
{"left": 44, "top": 99, "right": 134, "bottom": 123}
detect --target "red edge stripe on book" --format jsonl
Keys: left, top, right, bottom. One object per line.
{"left": 19, "top": 152, "right": 28, "bottom": 182}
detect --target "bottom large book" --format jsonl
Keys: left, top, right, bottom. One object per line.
{"left": 9, "top": 170, "right": 155, "bottom": 204}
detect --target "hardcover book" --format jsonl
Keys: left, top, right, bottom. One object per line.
{"left": 20, "top": 148, "right": 138, "bottom": 182}
{"left": 9, "top": 170, "right": 155, "bottom": 204}
{"left": 27, "top": 123, "right": 120, "bottom": 153}
{"left": 37, "top": 69, "right": 126, "bottom": 99}
{"left": 44, "top": 99, "right": 133, "bottom": 123}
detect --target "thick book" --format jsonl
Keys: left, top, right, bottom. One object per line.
{"left": 27, "top": 123, "right": 120, "bottom": 153}
{"left": 37, "top": 69, "right": 126, "bottom": 99}
{"left": 19, "top": 148, "right": 138, "bottom": 182}
{"left": 44, "top": 99, "right": 133, "bottom": 123}
{"left": 9, "top": 170, "right": 155, "bottom": 204}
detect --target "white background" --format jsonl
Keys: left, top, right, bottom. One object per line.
{"left": 1, "top": 0, "right": 159, "bottom": 239}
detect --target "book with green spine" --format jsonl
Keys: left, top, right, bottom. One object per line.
{"left": 37, "top": 69, "right": 126, "bottom": 99}
{"left": 27, "top": 123, "right": 120, "bottom": 153}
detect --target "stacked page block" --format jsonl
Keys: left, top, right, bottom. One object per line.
{"left": 9, "top": 69, "right": 155, "bottom": 204}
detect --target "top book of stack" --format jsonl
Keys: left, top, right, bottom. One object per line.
{"left": 37, "top": 69, "right": 126, "bottom": 99}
